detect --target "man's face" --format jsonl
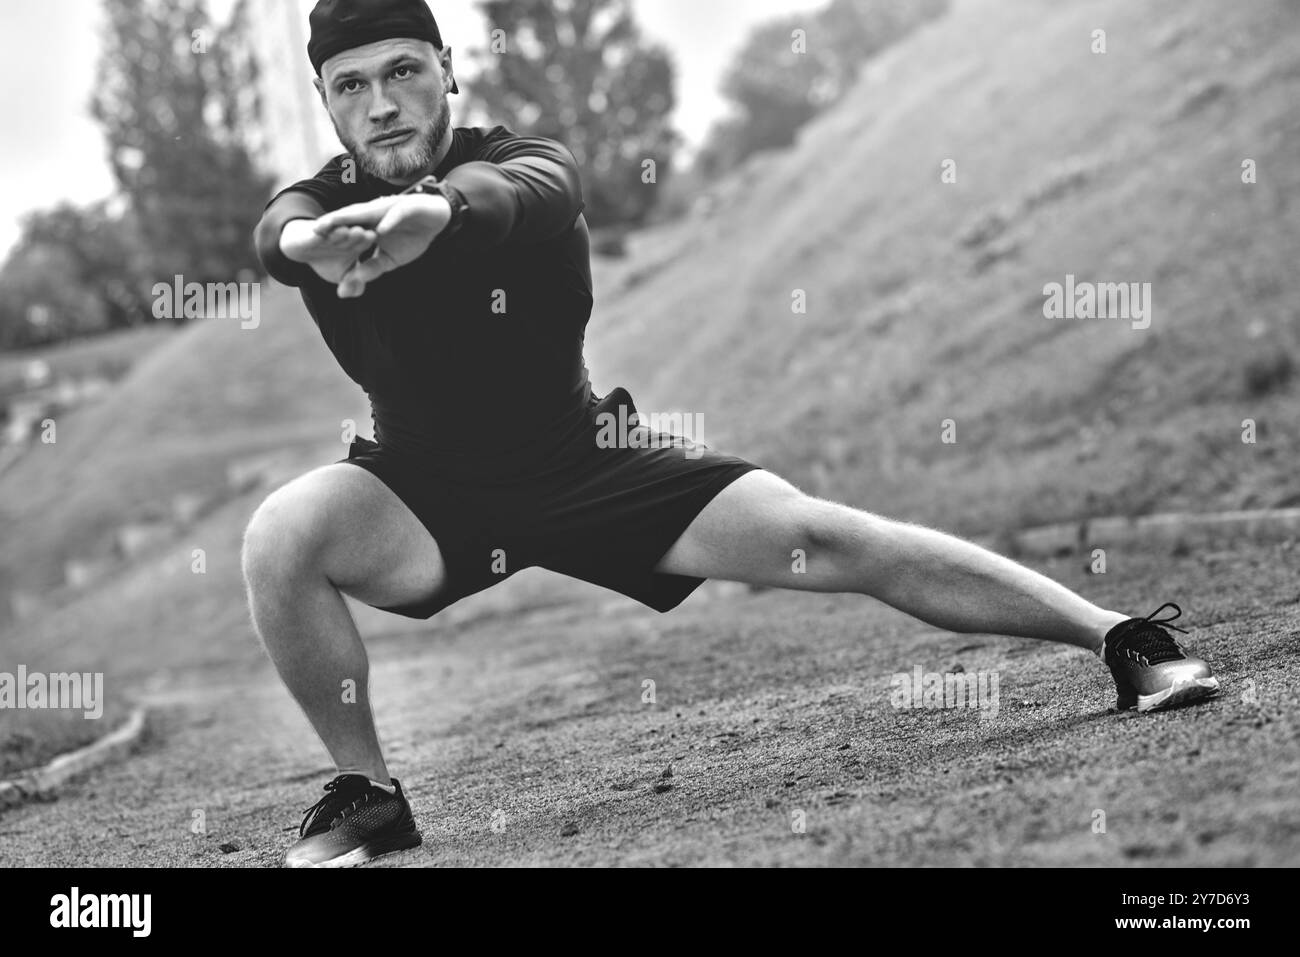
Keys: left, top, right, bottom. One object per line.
{"left": 316, "top": 38, "right": 455, "bottom": 186}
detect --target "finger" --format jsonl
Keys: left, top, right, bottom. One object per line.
{"left": 323, "top": 226, "right": 357, "bottom": 246}
{"left": 338, "top": 272, "right": 371, "bottom": 299}
{"left": 349, "top": 252, "right": 390, "bottom": 286}
{"left": 325, "top": 226, "right": 377, "bottom": 251}
{"left": 337, "top": 251, "right": 392, "bottom": 298}
{"left": 374, "top": 200, "right": 430, "bottom": 236}
{"left": 315, "top": 198, "right": 399, "bottom": 233}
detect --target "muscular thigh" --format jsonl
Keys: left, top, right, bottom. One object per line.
{"left": 654, "top": 469, "right": 855, "bottom": 590}
{"left": 250, "top": 463, "right": 447, "bottom": 609}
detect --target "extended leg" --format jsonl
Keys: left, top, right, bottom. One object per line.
{"left": 657, "top": 470, "right": 1126, "bottom": 650}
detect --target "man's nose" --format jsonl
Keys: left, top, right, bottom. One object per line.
{"left": 368, "top": 89, "right": 399, "bottom": 124}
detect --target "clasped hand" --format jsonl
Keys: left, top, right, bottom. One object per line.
{"left": 280, "top": 193, "right": 453, "bottom": 299}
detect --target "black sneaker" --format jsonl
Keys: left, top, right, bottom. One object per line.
{"left": 284, "top": 774, "right": 422, "bottom": 868}
{"left": 1103, "top": 603, "right": 1220, "bottom": 713}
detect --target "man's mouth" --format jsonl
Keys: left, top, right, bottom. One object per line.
{"left": 370, "top": 129, "right": 415, "bottom": 147}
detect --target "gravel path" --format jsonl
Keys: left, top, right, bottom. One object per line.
{"left": 2, "top": 543, "right": 1296, "bottom": 867}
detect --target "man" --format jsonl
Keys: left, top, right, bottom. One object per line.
{"left": 248, "top": 0, "right": 1220, "bottom": 868}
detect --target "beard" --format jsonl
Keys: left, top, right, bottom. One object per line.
{"left": 334, "top": 93, "right": 451, "bottom": 186}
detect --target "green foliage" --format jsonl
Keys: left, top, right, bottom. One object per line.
{"left": 466, "top": 0, "right": 679, "bottom": 229}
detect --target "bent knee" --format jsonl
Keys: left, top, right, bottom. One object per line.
{"left": 241, "top": 481, "right": 335, "bottom": 585}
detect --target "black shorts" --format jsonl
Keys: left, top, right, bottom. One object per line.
{"left": 339, "top": 388, "right": 763, "bottom": 619}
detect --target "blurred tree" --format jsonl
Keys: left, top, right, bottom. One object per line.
{"left": 21, "top": 203, "right": 151, "bottom": 328}
{"left": 0, "top": 0, "right": 273, "bottom": 349}
{"left": 819, "top": 0, "right": 948, "bottom": 98}
{"left": 696, "top": 0, "right": 949, "bottom": 177}
{"left": 0, "top": 247, "right": 105, "bottom": 349}
{"left": 89, "top": 0, "right": 272, "bottom": 284}
{"left": 717, "top": 14, "right": 831, "bottom": 160}
{"left": 466, "top": 0, "right": 679, "bottom": 230}
{"left": 0, "top": 202, "right": 148, "bottom": 349}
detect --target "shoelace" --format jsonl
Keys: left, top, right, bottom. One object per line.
{"left": 291, "top": 776, "right": 371, "bottom": 837}
{"left": 1113, "top": 602, "right": 1189, "bottom": 666}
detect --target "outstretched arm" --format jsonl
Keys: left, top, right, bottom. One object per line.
{"left": 436, "top": 134, "right": 585, "bottom": 248}
{"left": 314, "top": 134, "right": 586, "bottom": 250}
{"left": 254, "top": 133, "right": 585, "bottom": 296}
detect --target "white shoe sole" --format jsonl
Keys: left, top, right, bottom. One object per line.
{"left": 285, "top": 832, "right": 422, "bottom": 868}
{"left": 1136, "top": 676, "right": 1221, "bottom": 713}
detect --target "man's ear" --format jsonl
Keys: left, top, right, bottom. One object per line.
{"left": 440, "top": 46, "right": 459, "bottom": 95}
{"left": 312, "top": 75, "right": 329, "bottom": 110}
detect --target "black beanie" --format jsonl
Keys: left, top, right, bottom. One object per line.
{"left": 308, "top": 0, "right": 458, "bottom": 93}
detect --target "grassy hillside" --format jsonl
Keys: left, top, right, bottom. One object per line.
{"left": 588, "top": 0, "right": 1300, "bottom": 534}
{"left": 0, "top": 287, "right": 369, "bottom": 604}
{"left": 0, "top": 325, "right": 173, "bottom": 399}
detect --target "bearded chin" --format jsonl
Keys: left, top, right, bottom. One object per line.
{"left": 341, "top": 98, "right": 450, "bottom": 185}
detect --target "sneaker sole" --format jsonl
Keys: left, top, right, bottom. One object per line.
{"left": 1131, "top": 676, "right": 1221, "bottom": 713}
{"left": 286, "top": 829, "right": 423, "bottom": 868}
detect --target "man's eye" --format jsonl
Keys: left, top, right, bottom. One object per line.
{"left": 338, "top": 80, "right": 362, "bottom": 94}
{"left": 392, "top": 66, "right": 414, "bottom": 79}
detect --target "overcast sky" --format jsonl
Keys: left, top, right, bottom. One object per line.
{"left": 0, "top": 0, "right": 805, "bottom": 259}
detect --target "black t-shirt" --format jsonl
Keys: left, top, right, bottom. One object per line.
{"left": 254, "top": 125, "right": 596, "bottom": 482}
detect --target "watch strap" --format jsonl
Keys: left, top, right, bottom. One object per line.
{"left": 402, "top": 175, "right": 467, "bottom": 240}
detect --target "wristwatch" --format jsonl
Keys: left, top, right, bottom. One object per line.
{"left": 401, "top": 175, "right": 467, "bottom": 240}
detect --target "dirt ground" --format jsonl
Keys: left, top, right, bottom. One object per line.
{"left": 0, "top": 541, "right": 1296, "bottom": 867}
